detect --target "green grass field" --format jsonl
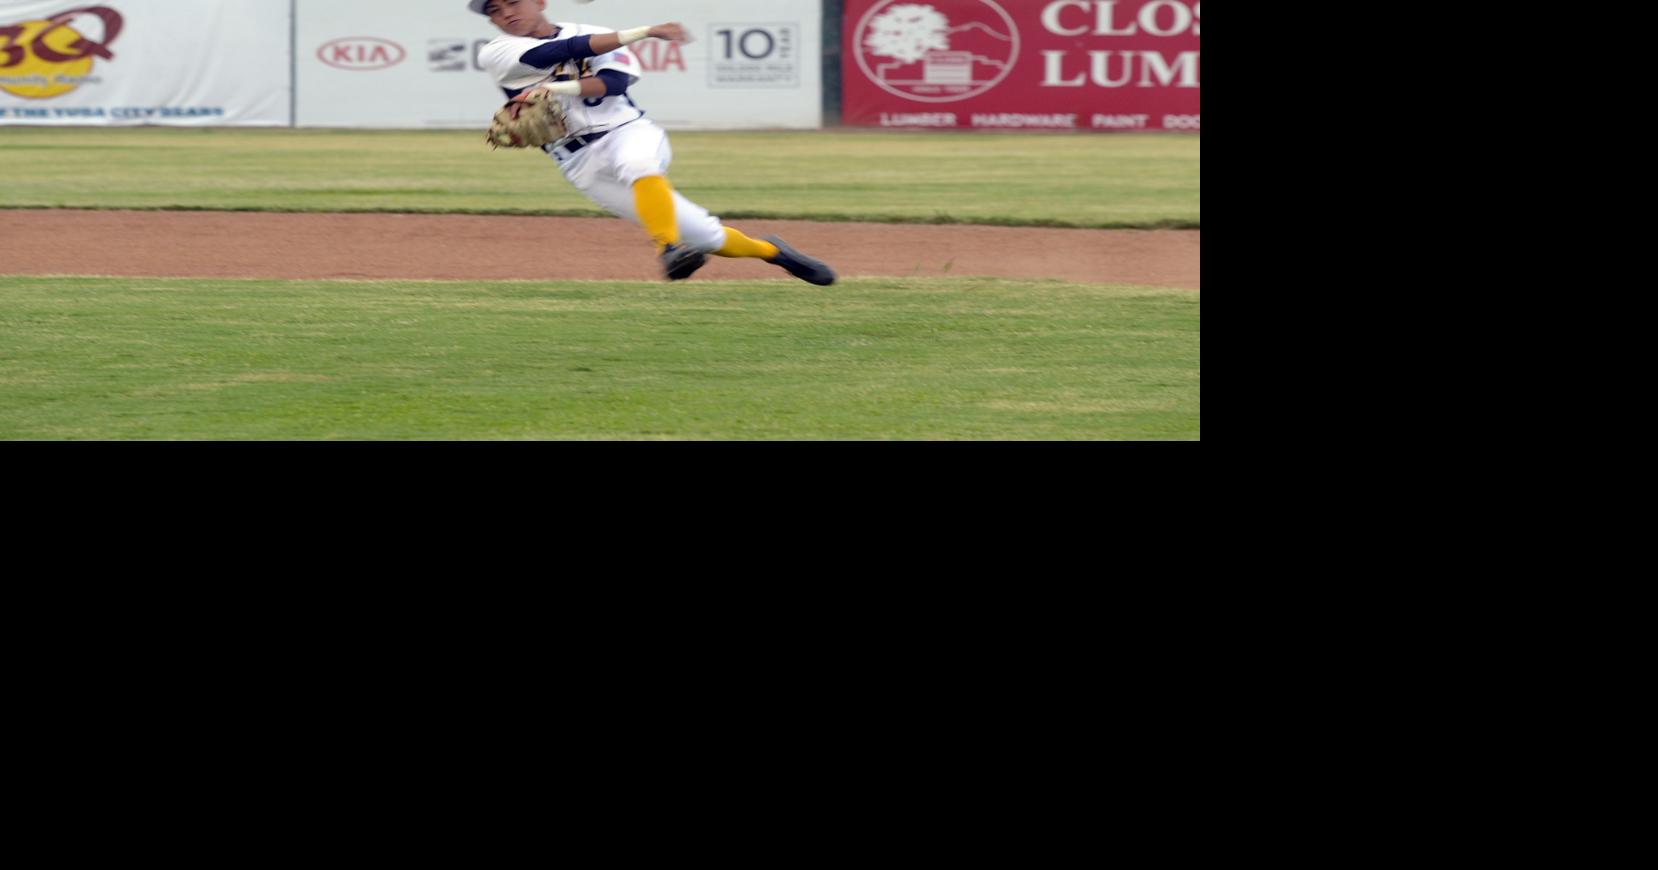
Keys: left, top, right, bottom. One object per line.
{"left": 0, "top": 127, "right": 1199, "bottom": 229}
{"left": 0, "top": 275, "right": 1199, "bottom": 440}
{"left": 1, "top": 128, "right": 1199, "bottom": 440}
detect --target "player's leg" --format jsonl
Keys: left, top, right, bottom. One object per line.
{"left": 565, "top": 176, "right": 721, "bottom": 282}
{"left": 637, "top": 188, "right": 839, "bottom": 286}
{"left": 631, "top": 176, "right": 680, "bottom": 252}
{"left": 578, "top": 173, "right": 837, "bottom": 285}
{"left": 710, "top": 228, "right": 778, "bottom": 260}
{"left": 573, "top": 174, "right": 724, "bottom": 254}
{"left": 633, "top": 187, "right": 840, "bottom": 286}
{"left": 711, "top": 224, "right": 837, "bottom": 285}
{"left": 605, "top": 125, "right": 715, "bottom": 280}
{"left": 610, "top": 128, "right": 679, "bottom": 251}
{"left": 580, "top": 125, "right": 835, "bottom": 285}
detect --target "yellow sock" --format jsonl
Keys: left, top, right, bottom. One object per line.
{"left": 714, "top": 228, "right": 780, "bottom": 260}
{"left": 632, "top": 176, "right": 680, "bottom": 250}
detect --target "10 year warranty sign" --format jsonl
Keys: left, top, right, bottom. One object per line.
{"left": 709, "top": 23, "right": 798, "bottom": 88}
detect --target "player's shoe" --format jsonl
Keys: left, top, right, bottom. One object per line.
{"left": 765, "top": 236, "right": 837, "bottom": 286}
{"left": 661, "top": 244, "right": 707, "bottom": 281}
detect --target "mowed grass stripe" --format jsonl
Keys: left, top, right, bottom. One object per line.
{"left": 0, "top": 276, "right": 1200, "bottom": 440}
{"left": 0, "top": 128, "right": 1200, "bottom": 229}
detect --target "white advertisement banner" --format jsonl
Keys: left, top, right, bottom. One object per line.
{"left": 0, "top": 0, "right": 292, "bottom": 126}
{"left": 295, "top": 0, "right": 821, "bottom": 130}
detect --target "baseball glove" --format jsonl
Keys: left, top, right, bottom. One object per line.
{"left": 486, "top": 89, "right": 568, "bottom": 150}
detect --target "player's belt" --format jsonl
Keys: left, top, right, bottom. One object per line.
{"left": 561, "top": 130, "right": 609, "bottom": 154}
{"left": 556, "top": 118, "right": 642, "bottom": 156}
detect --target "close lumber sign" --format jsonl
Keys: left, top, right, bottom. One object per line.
{"left": 843, "top": 0, "right": 1200, "bottom": 132}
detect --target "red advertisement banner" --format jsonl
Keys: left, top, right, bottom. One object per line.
{"left": 842, "top": 0, "right": 1200, "bottom": 132}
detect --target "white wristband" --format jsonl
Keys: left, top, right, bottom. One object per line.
{"left": 538, "top": 80, "right": 582, "bottom": 97}
{"left": 617, "top": 26, "right": 652, "bottom": 45}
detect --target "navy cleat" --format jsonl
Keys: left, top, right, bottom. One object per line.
{"left": 661, "top": 244, "right": 707, "bottom": 281}
{"left": 765, "top": 236, "right": 837, "bottom": 286}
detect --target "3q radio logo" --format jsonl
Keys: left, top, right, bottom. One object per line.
{"left": 854, "top": 0, "right": 1019, "bottom": 103}
{"left": 0, "top": 5, "right": 123, "bottom": 99}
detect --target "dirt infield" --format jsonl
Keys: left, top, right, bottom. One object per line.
{"left": 0, "top": 210, "right": 1200, "bottom": 289}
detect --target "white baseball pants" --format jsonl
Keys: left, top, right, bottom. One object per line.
{"left": 550, "top": 120, "right": 726, "bottom": 253}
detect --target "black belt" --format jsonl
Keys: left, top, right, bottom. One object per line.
{"left": 561, "top": 130, "right": 608, "bottom": 154}
{"left": 557, "top": 119, "right": 641, "bottom": 155}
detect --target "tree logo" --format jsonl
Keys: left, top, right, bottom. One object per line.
{"left": 0, "top": 6, "right": 123, "bottom": 100}
{"left": 853, "top": 0, "right": 1019, "bottom": 103}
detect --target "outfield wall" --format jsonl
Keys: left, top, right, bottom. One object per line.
{"left": 3, "top": 1, "right": 1200, "bottom": 133}
{"left": 1, "top": 0, "right": 824, "bottom": 129}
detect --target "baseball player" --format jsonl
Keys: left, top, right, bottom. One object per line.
{"left": 470, "top": 0, "right": 837, "bottom": 285}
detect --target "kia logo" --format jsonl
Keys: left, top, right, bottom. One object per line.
{"left": 318, "top": 37, "right": 405, "bottom": 71}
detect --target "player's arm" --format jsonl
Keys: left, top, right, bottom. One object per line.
{"left": 517, "top": 23, "right": 690, "bottom": 70}
{"left": 510, "top": 70, "right": 631, "bottom": 102}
